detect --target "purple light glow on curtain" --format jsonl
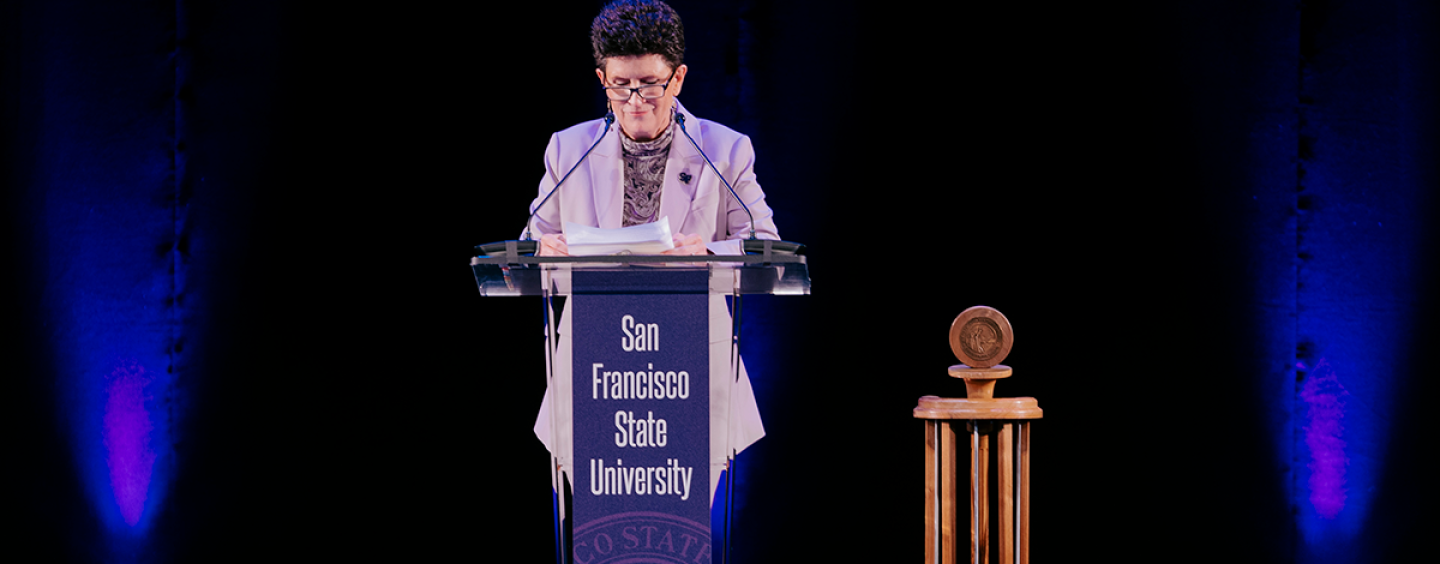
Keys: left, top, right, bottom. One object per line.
{"left": 1298, "top": 359, "right": 1347, "bottom": 519}
{"left": 104, "top": 361, "right": 157, "bottom": 526}
{"left": 18, "top": 0, "right": 187, "bottom": 542}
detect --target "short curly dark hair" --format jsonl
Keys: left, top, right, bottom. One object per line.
{"left": 590, "top": 0, "right": 685, "bottom": 70}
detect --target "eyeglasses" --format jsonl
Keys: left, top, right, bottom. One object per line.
{"left": 602, "top": 69, "right": 677, "bottom": 101}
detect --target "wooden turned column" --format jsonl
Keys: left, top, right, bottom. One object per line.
{"left": 916, "top": 366, "right": 1041, "bottom": 564}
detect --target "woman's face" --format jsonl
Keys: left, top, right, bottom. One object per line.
{"left": 597, "top": 54, "right": 687, "bottom": 142}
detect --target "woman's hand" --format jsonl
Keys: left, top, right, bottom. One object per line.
{"left": 538, "top": 233, "right": 569, "bottom": 256}
{"left": 662, "top": 233, "right": 707, "bottom": 256}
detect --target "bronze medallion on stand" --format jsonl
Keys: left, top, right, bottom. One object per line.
{"left": 916, "top": 306, "right": 1041, "bottom": 564}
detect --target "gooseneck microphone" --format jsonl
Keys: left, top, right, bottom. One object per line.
{"left": 674, "top": 114, "right": 757, "bottom": 240}
{"left": 522, "top": 111, "right": 615, "bottom": 241}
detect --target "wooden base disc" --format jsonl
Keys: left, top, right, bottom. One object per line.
{"left": 949, "top": 365, "right": 1011, "bottom": 398}
{"left": 948, "top": 364, "right": 1012, "bottom": 379}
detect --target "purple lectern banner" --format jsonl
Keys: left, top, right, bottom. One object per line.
{"left": 571, "top": 270, "right": 711, "bottom": 564}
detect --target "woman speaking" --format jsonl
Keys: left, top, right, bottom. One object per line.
{"left": 526, "top": 0, "right": 778, "bottom": 507}
{"left": 525, "top": 0, "right": 780, "bottom": 256}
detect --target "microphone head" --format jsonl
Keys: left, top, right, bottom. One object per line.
{"left": 674, "top": 113, "right": 686, "bottom": 126}
{"left": 604, "top": 111, "right": 615, "bottom": 125}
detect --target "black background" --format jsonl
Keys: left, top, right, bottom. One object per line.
{"left": 3, "top": 1, "right": 1437, "bottom": 561}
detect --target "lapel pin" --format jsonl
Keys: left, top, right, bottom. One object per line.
{"left": 678, "top": 171, "right": 692, "bottom": 184}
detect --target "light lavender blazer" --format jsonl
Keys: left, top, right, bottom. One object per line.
{"left": 525, "top": 101, "right": 776, "bottom": 503}
{"left": 524, "top": 100, "right": 779, "bottom": 245}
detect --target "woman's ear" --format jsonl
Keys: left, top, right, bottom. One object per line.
{"left": 670, "top": 64, "right": 688, "bottom": 96}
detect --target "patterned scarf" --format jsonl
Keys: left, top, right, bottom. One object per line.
{"left": 619, "top": 120, "right": 676, "bottom": 227}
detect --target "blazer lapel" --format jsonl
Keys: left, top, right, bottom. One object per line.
{"left": 659, "top": 103, "right": 705, "bottom": 234}
{"left": 589, "top": 122, "right": 625, "bottom": 229}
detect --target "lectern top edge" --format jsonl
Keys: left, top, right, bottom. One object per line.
{"left": 470, "top": 239, "right": 807, "bottom": 266}
{"left": 469, "top": 240, "right": 812, "bottom": 297}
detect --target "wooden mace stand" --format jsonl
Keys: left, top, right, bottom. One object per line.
{"left": 915, "top": 365, "right": 1041, "bottom": 564}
